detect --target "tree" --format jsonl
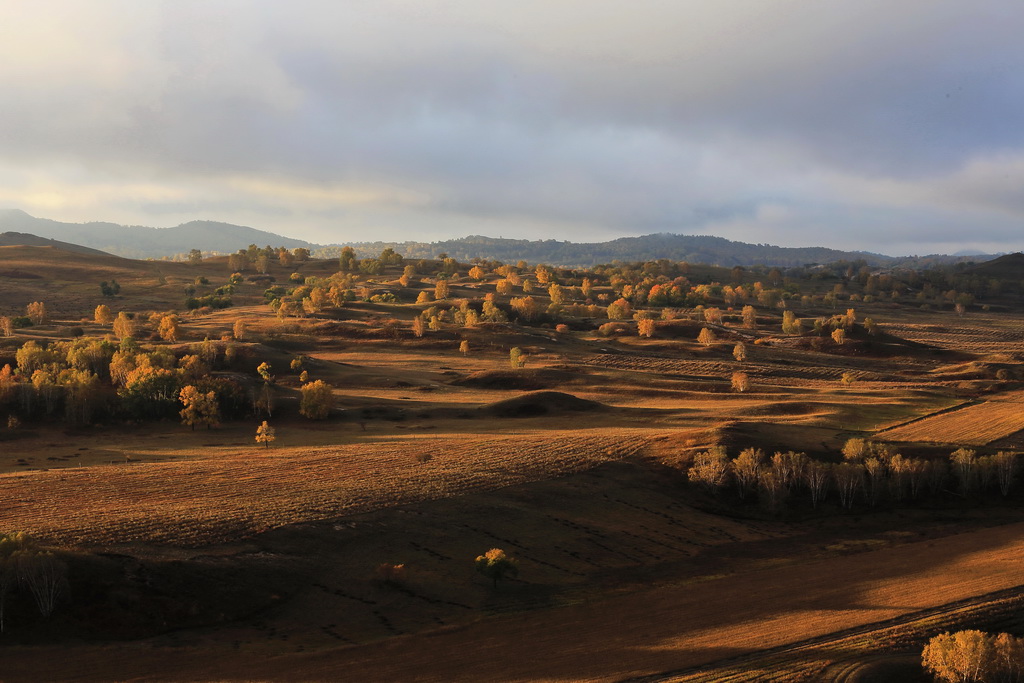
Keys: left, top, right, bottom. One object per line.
{"left": 732, "top": 447, "right": 763, "bottom": 499}
{"left": 831, "top": 328, "right": 846, "bottom": 345}
{"left": 255, "top": 421, "right": 275, "bottom": 448}
{"left": 804, "top": 461, "right": 830, "bottom": 508}
{"left": 509, "top": 347, "right": 526, "bottom": 369}
{"left": 26, "top": 301, "right": 46, "bottom": 325}
{"left": 469, "top": 265, "right": 486, "bottom": 280}
{"left": 781, "top": 310, "right": 802, "bottom": 335}
{"left": 697, "top": 328, "right": 716, "bottom": 346}
{"left": 233, "top": 318, "right": 247, "bottom": 341}
{"left": 17, "top": 549, "right": 66, "bottom": 618}
{"left": 742, "top": 305, "right": 757, "bottom": 329}
{"left": 99, "top": 280, "right": 121, "bottom": 296}
{"left": 0, "top": 531, "right": 35, "bottom": 632}
{"left": 922, "top": 630, "right": 997, "bottom": 683}
{"left": 0, "top": 317, "right": 11, "bottom": 337}
{"left": 188, "top": 248, "right": 203, "bottom": 264}
{"left": 113, "top": 312, "right": 135, "bottom": 341}
{"left": 158, "top": 314, "right": 180, "bottom": 342}
{"left": 951, "top": 448, "right": 978, "bottom": 495}
{"left": 733, "top": 342, "right": 747, "bottom": 362}
{"left": 434, "top": 279, "right": 450, "bottom": 300}
{"left": 179, "top": 385, "right": 220, "bottom": 430}
{"left": 475, "top": 548, "right": 518, "bottom": 588}
{"left": 637, "top": 318, "right": 655, "bottom": 338}
{"left": 993, "top": 451, "right": 1018, "bottom": 497}
{"left": 459, "top": 340, "right": 470, "bottom": 356}
{"left": 94, "top": 304, "right": 113, "bottom": 325}
{"left": 689, "top": 447, "right": 730, "bottom": 491}
{"left": 300, "top": 380, "right": 335, "bottom": 419}
{"left": 731, "top": 372, "right": 750, "bottom": 392}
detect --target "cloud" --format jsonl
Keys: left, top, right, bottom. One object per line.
{"left": 0, "top": 1, "right": 1023, "bottom": 253}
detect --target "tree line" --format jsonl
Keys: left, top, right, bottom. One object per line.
{"left": 688, "top": 440, "right": 1021, "bottom": 512}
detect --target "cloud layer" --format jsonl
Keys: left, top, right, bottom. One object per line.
{"left": 1, "top": 1, "right": 1023, "bottom": 254}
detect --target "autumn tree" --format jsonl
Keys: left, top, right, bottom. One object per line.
{"left": 179, "top": 385, "right": 220, "bottom": 430}
{"left": 475, "top": 548, "right": 518, "bottom": 588}
{"left": 468, "top": 265, "right": 486, "bottom": 280}
{"left": 697, "top": 328, "right": 716, "bottom": 346}
{"left": 732, "top": 447, "right": 763, "bottom": 499}
{"left": 459, "top": 340, "right": 470, "bottom": 356}
{"left": 831, "top": 328, "right": 846, "bottom": 345}
{"left": 94, "top": 304, "right": 113, "bottom": 325}
{"left": 434, "top": 279, "right": 450, "bottom": 300}
{"left": 158, "top": 314, "right": 180, "bottom": 342}
{"left": 804, "top": 461, "right": 831, "bottom": 508}
{"left": 0, "top": 531, "right": 35, "bottom": 632}
{"left": 781, "top": 310, "right": 802, "bottom": 335}
{"left": 113, "top": 312, "right": 135, "bottom": 341}
{"left": 509, "top": 347, "right": 526, "bottom": 369}
{"left": 733, "top": 342, "right": 747, "bottom": 362}
{"left": 922, "top": 630, "right": 1006, "bottom": 683}
{"left": 688, "top": 446, "right": 730, "bottom": 491}
{"left": 300, "top": 379, "right": 335, "bottom": 420}
{"left": 26, "top": 301, "right": 46, "bottom": 325}
{"left": 834, "top": 462, "right": 864, "bottom": 508}
{"left": 637, "top": 318, "right": 655, "bottom": 338}
{"left": 994, "top": 451, "right": 1018, "bottom": 497}
{"left": 741, "top": 305, "right": 757, "bottom": 329}
{"left": 731, "top": 372, "right": 750, "bottom": 392}
{"left": 17, "top": 548, "right": 67, "bottom": 618}
{"left": 0, "top": 317, "right": 11, "bottom": 337}
{"left": 233, "top": 318, "right": 247, "bottom": 341}
{"left": 951, "top": 447, "right": 978, "bottom": 495}
{"left": 255, "top": 420, "right": 275, "bottom": 448}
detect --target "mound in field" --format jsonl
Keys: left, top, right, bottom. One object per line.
{"left": 480, "top": 391, "right": 607, "bottom": 417}
{"left": 738, "top": 401, "right": 825, "bottom": 417}
{"left": 451, "top": 368, "right": 586, "bottom": 391}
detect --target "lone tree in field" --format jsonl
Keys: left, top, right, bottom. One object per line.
{"left": 179, "top": 385, "right": 220, "bottom": 430}
{"left": 733, "top": 342, "right": 747, "bottom": 362}
{"left": 509, "top": 347, "right": 526, "bottom": 369}
{"left": 459, "top": 340, "right": 470, "bottom": 356}
{"left": 475, "top": 548, "right": 518, "bottom": 588}
{"left": 697, "top": 327, "right": 716, "bottom": 346}
{"left": 233, "top": 318, "right": 247, "bottom": 341}
{"left": 255, "top": 421, "right": 276, "bottom": 448}
{"left": 300, "top": 379, "right": 335, "bottom": 419}
{"left": 731, "top": 371, "right": 750, "bottom": 392}
{"left": 113, "top": 312, "right": 135, "bottom": 340}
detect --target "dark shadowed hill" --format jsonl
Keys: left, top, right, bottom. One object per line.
{"left": 0, "top": 231, "right": 112, "bottom": 257}
{"left": 967, "top": 252, "right": 1024, "bottom": 279}
{"left": 0, "top": 210, "right": 316, "bottom": 259}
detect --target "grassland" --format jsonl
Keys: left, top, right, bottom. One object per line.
{"left": 0, "top": 245, "right": 1022, "bottom": 681}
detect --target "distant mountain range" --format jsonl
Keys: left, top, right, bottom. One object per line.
{"left": 0, "top": 209, "right": 314, "bottom": 260}
{"left": 0, "top": 209, "right": 1002, "bottom": 268}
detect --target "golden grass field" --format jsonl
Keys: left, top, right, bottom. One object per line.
{"left": 0, "top": 246, "right": 1023, "bottom": 681}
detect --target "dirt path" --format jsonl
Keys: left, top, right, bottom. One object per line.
{"left": 5, "top": 520, "right": 1024, "bottom": 682}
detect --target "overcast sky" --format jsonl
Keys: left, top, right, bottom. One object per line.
{"left": 1, "top": 1, "right": 1022, "bottom": 255}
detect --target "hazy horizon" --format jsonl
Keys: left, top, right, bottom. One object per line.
{"left": 2, "top": 2, "right": 1023, "bottom": 256}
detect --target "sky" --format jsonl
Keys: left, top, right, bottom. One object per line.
{"left": 1, "top": 1, "right": 1023, "bottom": 255}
